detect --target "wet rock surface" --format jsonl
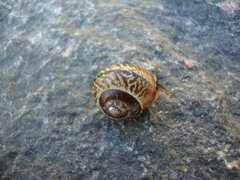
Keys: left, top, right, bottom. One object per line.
{"left": 0, "top": 0, "right": 239, "bottom": 179}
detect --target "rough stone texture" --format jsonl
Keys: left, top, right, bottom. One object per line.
{"left": 0, "top": 0, "right": 239, "bottom": 179}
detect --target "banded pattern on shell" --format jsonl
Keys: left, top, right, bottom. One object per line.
{"left": 92, "top": 64, "right": 159, "bottom": 120}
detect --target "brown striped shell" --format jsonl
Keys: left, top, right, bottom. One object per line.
{"left": 92, "top": 64, "right": 170, "bottom": 120}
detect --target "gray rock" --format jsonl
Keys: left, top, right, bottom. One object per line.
{"left": 0, "top": 0, "right": 239, "bottom": 179}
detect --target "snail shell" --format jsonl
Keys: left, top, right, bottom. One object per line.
{"left": 92, "top": 64, "right": 170, "bottom": 120}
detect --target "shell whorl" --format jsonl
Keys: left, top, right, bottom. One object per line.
{"left": 92, "top": 64, "right": 158, "bottom": 120}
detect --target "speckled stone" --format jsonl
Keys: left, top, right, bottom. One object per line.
{"left": 0, "top": 0, "right": 239, "bottom": 179}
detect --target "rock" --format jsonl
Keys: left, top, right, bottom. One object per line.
{"left": 0, "top": 0, "right": 239, "bottom": 179}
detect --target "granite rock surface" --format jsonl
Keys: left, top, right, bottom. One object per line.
{"left": 0, "top": 0, "right": 240, "bottom": 179}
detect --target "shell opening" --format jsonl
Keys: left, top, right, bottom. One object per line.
{"left": 99, "top": 89, "right": 141, "bottom": 120}
{"left": 105, "top": 100, "right": 128, "bottom": 119}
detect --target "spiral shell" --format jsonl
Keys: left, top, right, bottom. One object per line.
{"left": 92, "top": 64, "right": 169, "bottom": 120}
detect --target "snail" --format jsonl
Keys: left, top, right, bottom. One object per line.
{"left": 92, "top": 64, "right": 171, "bottom": 120}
